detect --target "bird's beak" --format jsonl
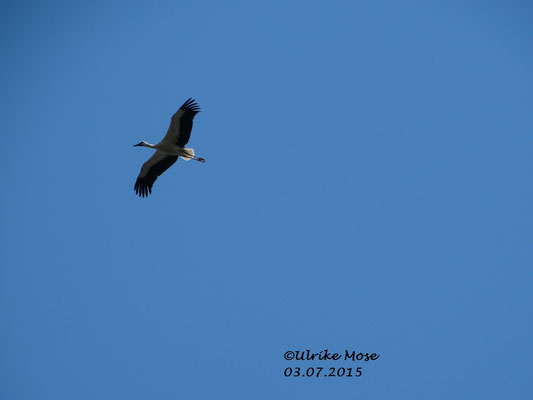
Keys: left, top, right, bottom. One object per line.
{"left": 133, "top": 143, "right": 141, "bottom": 147}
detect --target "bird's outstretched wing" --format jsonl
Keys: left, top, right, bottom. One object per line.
{"left": 162, "top": 98, "right": 201, "bottom": 147}
{"left": 134, "top": 151, "right": 179, "bottom": 197}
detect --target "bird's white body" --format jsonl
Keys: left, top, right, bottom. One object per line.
{"left": 138, "top": 141, "right": 195, "bottom": 160}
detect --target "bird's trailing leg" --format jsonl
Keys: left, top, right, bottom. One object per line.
{"left": 179, "top": 148, "right": 205, "bottom": 162}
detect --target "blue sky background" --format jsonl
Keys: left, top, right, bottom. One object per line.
{"left": 1, "top": 0, "right": 532, "bottom": 398}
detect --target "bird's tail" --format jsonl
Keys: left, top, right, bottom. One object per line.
{"left": 180, "top": 148, "right": 195, "bottom": 161}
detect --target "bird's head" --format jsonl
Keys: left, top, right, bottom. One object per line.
{"left": 133, "top": 141, "right": 148, "bottom": 147}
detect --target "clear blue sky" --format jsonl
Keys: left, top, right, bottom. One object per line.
{"left": 1, "top": 0, "right": 532, "bottom": 398}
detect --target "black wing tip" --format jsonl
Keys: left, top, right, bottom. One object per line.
{"left": 180, "top": 97, "right": 201, "bottom": 113}
{"left": 134, "top": 178, "right": 153, "bottom": 198}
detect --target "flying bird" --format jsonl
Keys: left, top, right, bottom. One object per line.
{"left": 133, "top": 98, "right": 205, "bottom": 197}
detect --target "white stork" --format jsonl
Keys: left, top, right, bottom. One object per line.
{"left": 133, "top": 98, "right": 205, "bottom": 197}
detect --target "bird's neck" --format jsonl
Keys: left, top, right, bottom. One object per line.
{"left": 143, "top": 142, "right": 158, "bottom": 149}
